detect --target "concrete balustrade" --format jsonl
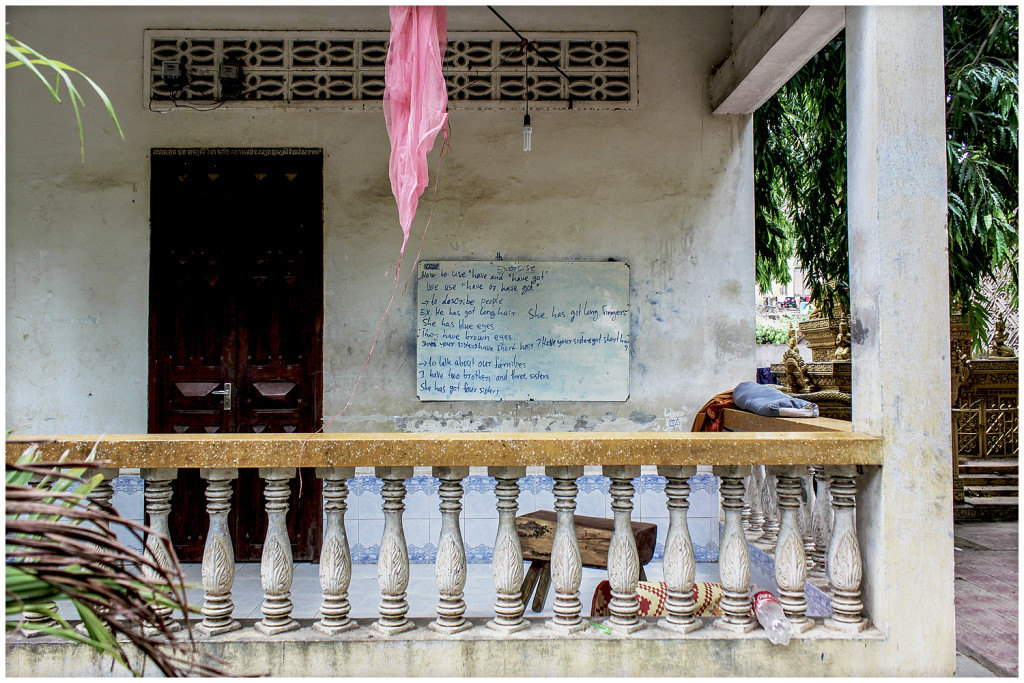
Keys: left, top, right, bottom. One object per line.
{"left": 8, "top": 428, "right": 881, "bottom": 676}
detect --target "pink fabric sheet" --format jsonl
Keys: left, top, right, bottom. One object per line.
{"left": 384, "top": 5, "right": 449, "bottom": 254}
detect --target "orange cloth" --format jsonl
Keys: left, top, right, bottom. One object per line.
{"left": 690, "top": 390, "right": 735, "bottom": 432}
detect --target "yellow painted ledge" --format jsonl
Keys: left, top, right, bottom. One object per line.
{"left": 6, "top": 429, "right": 881, "bottom": 468}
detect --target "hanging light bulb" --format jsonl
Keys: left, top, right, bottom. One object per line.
{"left": 521, "top": 41, "right": 532, "bottom": 152}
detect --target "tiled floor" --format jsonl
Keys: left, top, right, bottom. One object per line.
{"left": 954, "top": 521, "right": 1018, "bottom": 677}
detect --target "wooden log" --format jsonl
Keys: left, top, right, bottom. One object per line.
{"left": 515, "top": 510, "right": 657, "bottom": 569}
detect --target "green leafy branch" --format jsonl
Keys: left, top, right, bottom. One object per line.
{"left": 5, "top": 34, "right": 124, "bottom": 161}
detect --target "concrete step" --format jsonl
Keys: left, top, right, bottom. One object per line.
{"left": 960, "top": 473, "right": 1019, "bottom": 487}
{"left": 963, "top": 485, "right": 1019, "bottom": 497}
{"left": 959, "top": 459, "right": 1019, "bottom": 475}
{"left": 958, "top": 497, "right": 1019, "bottom": 522}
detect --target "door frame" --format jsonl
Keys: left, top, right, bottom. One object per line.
{"left": 146, "top": 147, "right": 325, "bottom": 561}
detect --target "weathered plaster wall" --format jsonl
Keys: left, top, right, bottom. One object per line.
{"left": 6, "top": 6, "right": 752, "bottom": 434}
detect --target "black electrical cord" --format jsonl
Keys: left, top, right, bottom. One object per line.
{"left": 486, "top": 5, "right": 573, "bottom": 84}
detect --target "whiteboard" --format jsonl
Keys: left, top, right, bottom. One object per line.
{"left": 416, "top": 261, "right": 629, "bottom": 401}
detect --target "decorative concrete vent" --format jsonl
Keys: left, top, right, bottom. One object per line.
{"left": 145, "top": 30, "right": 637, "bottom": 110}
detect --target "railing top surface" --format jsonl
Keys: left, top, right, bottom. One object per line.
{"left": 721, "top": 409, "right": 854, "bottom": 433}
{"left": 6, "top": 428, "right": 881, "bottom": 468}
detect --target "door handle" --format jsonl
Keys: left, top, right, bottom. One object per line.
{"left": 211, "top": 383, "right": 232, "bottom": 410}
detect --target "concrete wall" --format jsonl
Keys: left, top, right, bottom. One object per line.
{"left": 6, "top": 6, "right": 752, "bottom": 434}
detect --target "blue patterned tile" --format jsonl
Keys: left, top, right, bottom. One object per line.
{"left": 688, "top": 515, "right": 713, "bottom": 552}
{"left": 112, "top": 474, "right": 143, "bottom": 496}
{"left": 464, "top": 475, "right": 496, "bottom": 494}
{"left": 687, "top": 480, "right": 713, "bottom": 518}
{"left": 405, "top": 518, "right": 430, "bottom": 553}
{"left": 463, "top": 483, "right": 497, "bottom": 519}
{"left": 464, "top": 517, "right": 495, "bottom": 550}
{"left": 690, "top": 473, "right": 717, "bottom": 495}
{"left": 348, "top": 475, "right": 383, "bottom": 497}
{"left": 408, "top": 541, "right": 438, "bottom": 564}
{"left": 351, "top": 542, "right": 379, "bottom": 563}
{"left": 576, "top": 488, "right": 608, "bottom": 517}
{"left": 520, "top": 474, "right": 553, "bottom": 495}
{"left": 465, "top": 544, "right": 493, "bottom": 563}
{"left": 647, "top": 517, "right": 668, "bottom": 560}
{"left": 405, "top": 488, "right": 431, "bottom": 520}
{"left": 638, "top": 474, "right": 666, "bottom": 493}
{"left": 406, "top": 475, "right": 440, "bottom": 496}
{"left": 357, "top": 518, "right": 383, "bottom": 550}
{"left": 577, "top": 474, "right": 609, "bottom": 495}
{"left": 639, "top": 483, "right": 666, "bottom": 520}
{"left": 112, "top": 488, "right": 143, "bottom": 521}
{"left": 353, "top": 486, "right": 384, "bottom": 521}
{"left": 693, "top": 540, "right": 718, "bottom": 563}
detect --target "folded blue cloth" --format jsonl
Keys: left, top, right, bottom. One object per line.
{"left": 733, "top": 381, "right": 819, "bottom": 418}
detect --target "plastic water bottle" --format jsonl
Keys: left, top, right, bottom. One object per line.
{"left": 751, "top": 589, "right": 794, "bottom": 645}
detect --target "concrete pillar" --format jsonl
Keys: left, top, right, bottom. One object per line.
{"left": 846, "top": 6, "right": 953, "bottom": 675}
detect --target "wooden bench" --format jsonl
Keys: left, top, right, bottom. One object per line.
{"left": 515, "top": 510, "right": 658, "bottom": 612}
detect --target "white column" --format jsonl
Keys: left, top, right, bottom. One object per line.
{"left": 197, "top": 468, "right": 240, "bottom": 636}
{"left": 431, "top": 466, "right": 471, "bottom": 634}
{"left": 487, "top": 466, "right": 529, "bottom": 633}
{"left": 769, "top": 466, "right": 814, "bottom": 633}
{"left": 658, "top": 465, "right": 701, "bottom": 633}
{"left": 603, "top": 465, "right": 645, "bottom": 634}
{"left": 847, "top": 6, "right": 952, "bottom": 672}
{"left": 315, "top": 467, "right": 357, "bottom": 635}
{"left": 545, "top": 466, "right": 587, "bottom": 634}
{"left": 713, "top": 465, "right": 755, "bottom": 633}
{"left": 373, "top": 466, "right": 415, "bottom": 635}
{"left": 140, "top": 468, "right": 181, "bottom": 634}
{"left": 256, "top": 467, "right": 298, "bottom": 635}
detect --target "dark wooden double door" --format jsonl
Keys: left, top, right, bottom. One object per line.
{"left": 149, "top": 149, "right": 324, "bottom": 561}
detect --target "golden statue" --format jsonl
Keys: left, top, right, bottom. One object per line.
{"left": 991, "top": 316, "right": 1016, "bottom": 358}
{"left": 834, "top": 320, "right": 851, "bottom": 361}
{"left": 782, "top": 324, "right": 817, "bottom": 393}
{"left": 808, "top": 299, "right": 825, "bottom": 321}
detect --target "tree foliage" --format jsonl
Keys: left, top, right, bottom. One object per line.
{"left": 754, "top": 7, "right": 1018, "bottom": 346}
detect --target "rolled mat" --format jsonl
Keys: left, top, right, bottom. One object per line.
{"left": 590, "top": 580, "right": 724, "bottom": 618}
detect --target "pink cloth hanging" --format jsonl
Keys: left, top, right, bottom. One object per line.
{"left": 384, "top": 5, "right": 449, "bottom": 254}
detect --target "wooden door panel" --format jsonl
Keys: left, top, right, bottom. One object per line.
{"left": 150, "top": 149, "right": 324, "bottom": 563}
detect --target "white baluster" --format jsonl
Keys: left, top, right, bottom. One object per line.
{"left": 824, "top": 465, "right": 868, "bottom": 632}
{"left": 431, "top": 466, "right": 471, "bottom": 634}
{"left": 545, "top": 466, "right": 587, "bottom": 634}
{"left": 75, "top": 468, "right": 120, "bottom": 636}
{"left": 140, "top": 468, "right": 181, "bottom": 634}
{"left": 713, "top": 465, "right": 755, "bottom": 633}
{"left": 747, "top": 465, "right": 766, "bottom": 541}
{"left": 256, "top": 467, "right": 298, "bottom": 635}
{"left": 810, "top": 467, "right": 832, "bottom": 578}
{"left": 768, "top": 466, "right": 814, "bottom": 634}
{"left": 760, "top": 470, "right": 780, "bottom": 547}
{"left": 373, "top": 466, "right": 415, "bottom": 635}
{"left": 799, "top": 469, "right": 816, "bottom": 573}
{"left": 197, "top": 468, "right": 240, "bottom": 635}
{"left": 603, "top": 465, "right": 645, "bottom": 634}
{"left": 315, "top": 467, "right": 357, "bottom": 635}
{"left": 19, "top": 472, "right": 58, "bottom": 638}
{"left": 657, "top": 465, "right": 700, "bottom": 633}
{"left": 487, "top": 466, "right": 529, "bottom": 633}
